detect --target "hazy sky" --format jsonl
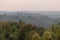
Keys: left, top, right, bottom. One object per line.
{"left": 0, "top": 0, "right": 60, "bottom": 11}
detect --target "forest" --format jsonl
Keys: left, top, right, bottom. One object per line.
{"left": 0, "top": 20, "right": 60, "bottom": 40}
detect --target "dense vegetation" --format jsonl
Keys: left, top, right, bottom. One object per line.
{"left": 0, "top": 21, "right": 60, "bottom": 40}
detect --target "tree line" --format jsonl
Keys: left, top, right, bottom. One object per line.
{"left": 0, "top": 21, "right": 60, "bottom": 40}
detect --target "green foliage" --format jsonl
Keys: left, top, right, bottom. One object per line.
{"left": 42, "top": 30, "right": 53, "bottom": 40}
{"left": 0, "top": 21, "right": 60, "bottom": 40}
{"left": 36, "top": 27, "right": 45, "bottom": 37}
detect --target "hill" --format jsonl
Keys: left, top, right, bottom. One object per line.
{"left": 0, "top": 11, "right": 60, "bottom": 27}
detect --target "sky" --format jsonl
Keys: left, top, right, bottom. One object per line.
{"left": 0, "top": 0, "right": 60, "bottom": 11}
